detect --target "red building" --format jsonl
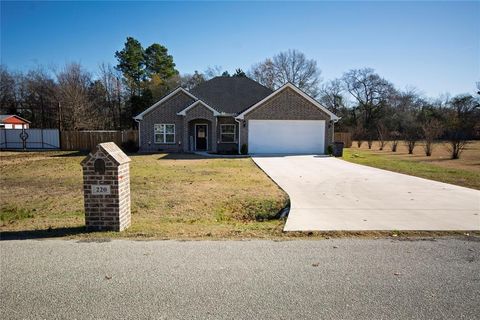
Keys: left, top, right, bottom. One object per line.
{"left": 0, "top": 115, "right": 30, "bottom": 129}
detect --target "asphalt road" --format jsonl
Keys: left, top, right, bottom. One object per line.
{"left": 1, "top": 238, "right": 479, "bottom": 320}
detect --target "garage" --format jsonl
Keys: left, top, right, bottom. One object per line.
{"left": 248, "top": 120, "right": 325, "bottom": 154}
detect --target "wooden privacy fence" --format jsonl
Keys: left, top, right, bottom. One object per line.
{"left": 334, "top": 132, "right": 352, "bottom": 148}
{"left": 61, "top": 130, "right": 138, "bottom": 151}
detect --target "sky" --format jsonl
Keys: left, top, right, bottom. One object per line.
{"left": 1, "top": 1, "right": 479, "bottom": 98}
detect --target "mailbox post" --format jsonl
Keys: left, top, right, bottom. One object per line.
{"left": 81, "top": 142, "right": 131, "bottom": 231}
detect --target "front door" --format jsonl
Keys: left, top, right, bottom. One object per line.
{"left": 195, "top": 124, "right": 208, "bottom": 150}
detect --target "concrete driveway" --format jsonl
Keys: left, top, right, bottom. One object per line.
{"left": 252, "top": 155, "right": 480, "bottom": 231}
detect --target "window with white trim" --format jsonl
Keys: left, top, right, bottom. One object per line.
{"left": 220, "top": 124, "right": 236, "bottom": 143}
{"left": 154, "top": 124, "right": 175, "bottom": 144}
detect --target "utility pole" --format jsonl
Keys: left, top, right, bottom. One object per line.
{"left": 58, "top": 101, "right": 63, "bottom": 131}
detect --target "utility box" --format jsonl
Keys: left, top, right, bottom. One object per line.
{"left": 81, "top": 142, "right": 131, "bottom": 231}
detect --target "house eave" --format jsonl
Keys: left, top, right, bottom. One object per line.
{"left": 134, "top": 87, "right": 198, "bottom": 120}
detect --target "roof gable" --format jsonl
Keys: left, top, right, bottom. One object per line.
{"left": 134, "top": 87, "right": 198, "bottom": 120}
{"left": 236, "top": 83, "right": 340, "bottom": 120}
{"left": 177, "top": 100, "right": 220, "bottom": 116}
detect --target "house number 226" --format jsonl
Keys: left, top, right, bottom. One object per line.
{"left": 91, "top": 185, "right": 111, "bottom": 195}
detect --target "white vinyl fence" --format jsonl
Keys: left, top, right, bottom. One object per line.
{"left": 0, "top": 129, "right": 60, "bottom": 150}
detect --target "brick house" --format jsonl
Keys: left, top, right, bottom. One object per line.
{"left": 134, "top": 76, "right": 339, "bottom": 154}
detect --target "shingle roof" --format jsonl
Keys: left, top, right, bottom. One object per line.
{"left": 190, "top": 77, "right": 273, "bottom": 114}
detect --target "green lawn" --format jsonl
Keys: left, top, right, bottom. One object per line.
{"left": 343, "top": 147, "right": 480, "bottom": 190}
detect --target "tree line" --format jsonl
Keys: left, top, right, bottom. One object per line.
{"left": 0, "top": 37, "right": 247, "bottom": 130}
{"left": 0, "top": 37, "right": 181, "bottom": 130}
{"left": 318, "top": 68, "right": 479, "bottom": 159}
{"left": 1, "top": 37, "right": 478, "bottom": 158}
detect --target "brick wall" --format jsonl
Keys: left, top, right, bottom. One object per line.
{"left": 82, "top": 146, "right": 131, "bottom": 232}
{"left": 139, "top": 91, "right": 195, "bottom": 152}
{"left": 239, "top": 87, "right": 333, "bottom": 153}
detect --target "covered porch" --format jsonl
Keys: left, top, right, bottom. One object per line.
{"left": 184, "top": 118, "right": 216, "bottom": 152}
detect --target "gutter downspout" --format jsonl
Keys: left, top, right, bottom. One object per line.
{"left": 134, "top": 118, "right": 141, "bottom": 149}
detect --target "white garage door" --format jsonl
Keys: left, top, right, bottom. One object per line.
{"left": 248, "top": 120, "right": 325, "bottom": 154}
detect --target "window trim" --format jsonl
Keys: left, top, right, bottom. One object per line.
{"left": 220, "top": 124, "right": 236, "bottom": 143}
{"left": 154, "top": 123, "right": 176, "bottom": 144}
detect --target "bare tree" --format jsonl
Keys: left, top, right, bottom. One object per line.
{"left": 56, "top": 63, "right": 96, "bottom": 130}
{"left": 98, "top": 63, "right": 124, "bottom": 129}
{"left": 377, "top": 122, "right": 389, "bottom": 150}
{"left": 250, "top": 59, "right": 276, "bottom": 90}
{"left": 356, "top": 140, "right": 363, "bottom": 148}
{"left": 249, "top": 49, "right": 321, "bottom": 97}
{"left": 444, "top": 94, "right": 479, "bottom": 159}
{"left": 25, "top": 68, "right": 58, "bottom": 128}
{"left": 341, "top": 68, "right": 395, "bottom": 138}
{"left": 352, "top": 122, "right": 365, "bottom": 148}
{"left": 390, "top": 131, "right": 401, "bottom": 152}
{"left": 403, "top": 116, "right": 421, "bottom": 155}
{"left": 388, "top": 89, "right": 425, "bottom": 154}
{"left": 0, "top": 66, "right": 19, "bottom": 115}
{"left": 404, "top": 120, "right": 422, "bottom": 154}
{"left": 1, "top": 66, "right": 58, "bottom": 128}
{"left": 422, "top": 118, "right": 444, "bottom": 156}
{"left": 404, "top": 138, "right": 417, "bottom": 154}
{"left": 204, "top": 65, "right": 224, "bottom": 79}
{"left": 367, "top": 134, "right": 374, "bottom": 149}
{"left": 181, "top": 71, "right": 206, "bottom": 90}
{"left": 319, "top": 79, "right": 345, "bottom": 114}
{"left": 401, "top": 108, "right": 422, "bottom": 154}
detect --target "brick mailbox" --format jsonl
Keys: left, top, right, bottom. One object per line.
{"left": 81, "top": 142, "right": 131, "bottom": 231}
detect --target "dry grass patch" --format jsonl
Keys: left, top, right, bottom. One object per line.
{"left": 0, "top": 151, "right": 288, "bottom": 239}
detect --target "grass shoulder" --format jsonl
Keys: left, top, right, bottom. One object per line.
{"left": 342, "top": 147, "right": 480, "bottom": 190}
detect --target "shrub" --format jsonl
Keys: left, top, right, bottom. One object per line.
{"left": 240, "top": 143, "right": 248, "bottom": 155}
{"left": 121, "top": 140, "right": 139, "bottom": 153}
{"left": 327, "top": 145, "right": 334, "bottom": 155}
